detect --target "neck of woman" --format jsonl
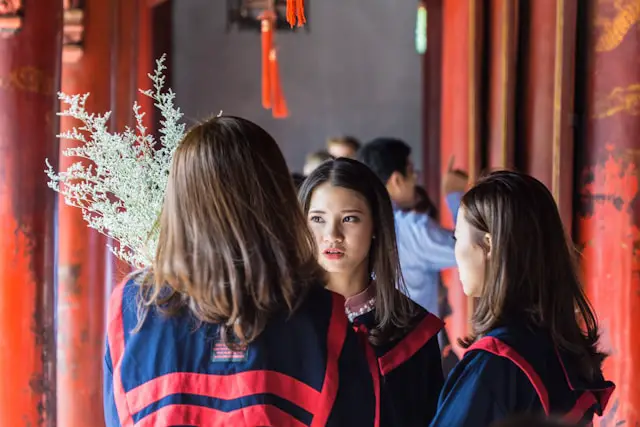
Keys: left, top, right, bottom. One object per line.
{"left": 326, "top": 264, "right": 369, "bottom": 298}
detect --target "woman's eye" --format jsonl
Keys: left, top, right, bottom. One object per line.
{"left": 310, "top": 216, "right": 324, "bottom": 223}
{"left": 343, "top": 216, "right": 360, "bottom": 223}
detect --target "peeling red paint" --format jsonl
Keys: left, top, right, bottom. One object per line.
{"left": 0, "top": 217, "right": 51, "bottom": 426}
{"left": 0, "top": 2, "right": 61, "bottom": 426}
{"left": 578, "top": 147, "right": 640, "bottom": 426}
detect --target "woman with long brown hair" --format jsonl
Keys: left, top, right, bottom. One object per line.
{"left": 103, "top": 117, "right": 376, "bottom": 427}
{"left": 431, "top": 171, "right": 614, "bottom": 426}
{"left": 299, "top": 158, "right": 445, "bottom": 427}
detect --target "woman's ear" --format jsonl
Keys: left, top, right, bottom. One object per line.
{"left": 386, "top": 171, "right": 402, "bottom": 192}
{"left": 484, "top": 233, "right": 492, "bottom": 259}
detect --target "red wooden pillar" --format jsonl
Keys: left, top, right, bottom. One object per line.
{"left": 137, "top": 0, "right": 154, "bottom": 130}
{"left": 0, "top": 1, "right": 62, "bottom": 426}
{"left": 486, "top": 0, "right": 517, "bottom": 170}
{"left": 105, "top": 0, "right": 141, "bottom": 287}
{"left": 56, "top": 1, "right": 116, "bottom": 426}
{"left": 521, "top": 0, "right": 577, "bottom": 229}
{"left": 576, "top": 2, "right": 640, "bottom": 424}
{"left": 440, "top": 0, "right": 482, "bottom": 356}
{"left": 422, "top": 0, "right": 443, "bottom": 202}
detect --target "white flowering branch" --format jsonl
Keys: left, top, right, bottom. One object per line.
{"left": 45, "top": 55, "right": 186, "bottom": 268}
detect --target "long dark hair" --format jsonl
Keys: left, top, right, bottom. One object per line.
{"left": 459, "top": 170, "right": 606, "bottom": 380}
{"left": 138, "top": 116, "right": 323, "bottom": 347}
{"left": 298, "top": 158, "right": 416, "bottom": 344}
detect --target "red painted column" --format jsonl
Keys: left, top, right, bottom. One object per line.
{"left": 486, "top": 0, "right": 517, "bottom": 170}
{"left": 576, "top": 2, "right": 640, "bottom": 424}
{"left": 440, "top": 0, "right": 482, "bottom": 357}
{"left": 422, "top": 0, "right": 443, "bottom": 202}
{"left": 0, "top": 1, "right": 62, "bottom": 426}
{"left": 520, "top": 0, "right": 577, "bottom": 229}
{"left": 56, "top": 1, "right": 116, "bottom": 426}
{"left": 106, "top": 0, "right": 140, "bottom": 288}
{"left": 137, "top": 0, "right": 154, "bottom": 132}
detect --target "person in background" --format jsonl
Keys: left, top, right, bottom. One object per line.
{"left": 303, "top": 150, "right": 334, "bottom": 176}
{"left": 357, "top": 137, "right": 467, "bottom": 317}
{"left": 292, "top": 172, "right": 306, "bottom": 189}
{"left": 404, "top": 183, "right": 459, "bottom": 374}
{"left": 411, "top": 185, "right": 439, "bottom": 217}
{"left": 104, "top": 116, "right": 377, "bottom": 427}
{"left": 431, "top": 171, "right": 614, "bottom": 426}
{"left": 299, "top": 158, "right": 444, "bottom": 426}
{"left": 327, "top": 135, "right": 361, "bottom": 159}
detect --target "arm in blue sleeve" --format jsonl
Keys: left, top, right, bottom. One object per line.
{"left": 104, "top": 343, "right": 121, "bottom": 427}
{"left": 445, "top": 191, "right": 463, "bottom": 222}
{"left": 411, "top": 191, "right": 464, "bottom": 271}
{"left": 405, "top": 213, "right": 457, "bottom": 270}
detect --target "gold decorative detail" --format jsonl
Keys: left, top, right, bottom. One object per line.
{"left": 551, "top": 0, "right": 565, "bottom": 203}
{"left": 63, "top": 1, "right": 84, "bottom": 63}
{"left": 498, "top": 0, "right": 509, "bottom": 168}
{"left": 468, "top": 0, "right": 477, "bottom": 183}
{"left": 593, "top": 83, "right": 640, "bottom": 118}
{"left": 0, "top": 66, "right": 54, "bottom": 95}
{"left": 467, "top": 0, "right": 477, "bottom": 324}
{"left": 594, "top": 0, "right": 640, "bottom": 52}
{"left": 0, "top": 0, "right": 22, "bottom": 34}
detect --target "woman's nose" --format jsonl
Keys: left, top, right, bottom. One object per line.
{"left": 323, "top": 222, "right": 343, "bottom": 243}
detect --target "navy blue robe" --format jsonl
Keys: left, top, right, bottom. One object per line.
{"left": 430, "top": 324, "right": 614, "bottom": 426}
{"left": 353, "top": 305, "right": 445, "bottom": 426}
{"left": 104, "top": 277, "right": 376, "bottom": 427}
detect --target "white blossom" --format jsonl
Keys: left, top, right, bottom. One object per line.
{"left": 45, "top": 55, "right": 185, "bottom": 268}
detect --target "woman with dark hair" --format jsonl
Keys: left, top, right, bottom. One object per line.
{"left": 299, "top": 158, "right": 445, "bottom": 426}
{"left": 431, "top": 170, "right": 615, "bottom": 426}
{"left": 104, "top": 117, "right": 377, "bottom": 426}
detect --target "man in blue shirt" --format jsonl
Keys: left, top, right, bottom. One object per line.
{"left": 357, "top": 138, "right": 467, "bottom": 317}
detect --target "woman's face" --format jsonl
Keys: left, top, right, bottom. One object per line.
{"left": 454, "top": 207, "right": 488, "bottom": 298}
{"left": 307, "top": 183, "right": 374, "bottom": 277}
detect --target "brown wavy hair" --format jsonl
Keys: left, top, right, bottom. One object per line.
{"left": 298, "top": 158, "right": 416, "bottom": 345}
{"left": 459, "top": 170, "right": 606, "bottom": 381}
{"left": 136, "top": 116, "right": 323, "bottom": 347}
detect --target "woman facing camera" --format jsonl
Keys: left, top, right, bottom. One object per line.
{"left": 104, "top": 117, "right": 377, "bottom": 427}
{"left": 299, "top": 158, "right": 445, "bottom": 427}
{"left": 431, "top": 170, "right": 614, "bottom": 426}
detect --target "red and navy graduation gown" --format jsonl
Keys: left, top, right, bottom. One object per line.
{"left": 347, "top": 288, "right": 445, "bottom": 427}
{"left": 104, "top": 277, "right": 377, "bottom": 427}
{"left": 430, "top": 324, "right": 615, "bottom": 426}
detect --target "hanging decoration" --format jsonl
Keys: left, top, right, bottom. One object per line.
{"left": 259, "top": 7, "right": 288, "bottom": 118}
{"left": 226, "top": 0, "right": 309, "bottom": 32}
{"left": 268, "top": 48, "right": 288, "bottom": 118}
{"left": 226, "top": 0, "right": 307, "bottom": 119}
{"left": 286, "top": 0, "right": 305, "bottom": 27}
{"left": 415, "top": 1, "right": 427, "bottom": 55}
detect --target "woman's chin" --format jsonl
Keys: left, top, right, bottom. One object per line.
{"left": 461, "top": 282, "right": 478, "bottom": 298}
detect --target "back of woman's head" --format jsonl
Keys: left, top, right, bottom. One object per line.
{"left": 144, "top": 116, "right": 321, "bottom": 345}
{"left": 298, "top": 158, "right": 415, "bottom": 344}
{"left": 461, "top": 170, "right": 605, "bottom": 379}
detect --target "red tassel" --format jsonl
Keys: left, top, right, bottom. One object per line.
{"left": 286, "top": 0, "right": 306, "bottom": 27}
{"left": 269, "top": 48, "right": 289, "bottom": 119}
{"left": 297, "top": 0, "right": 306, "bottom": 26}
{"left": 259, "top": 13, "right": 275, "bottom": 109}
